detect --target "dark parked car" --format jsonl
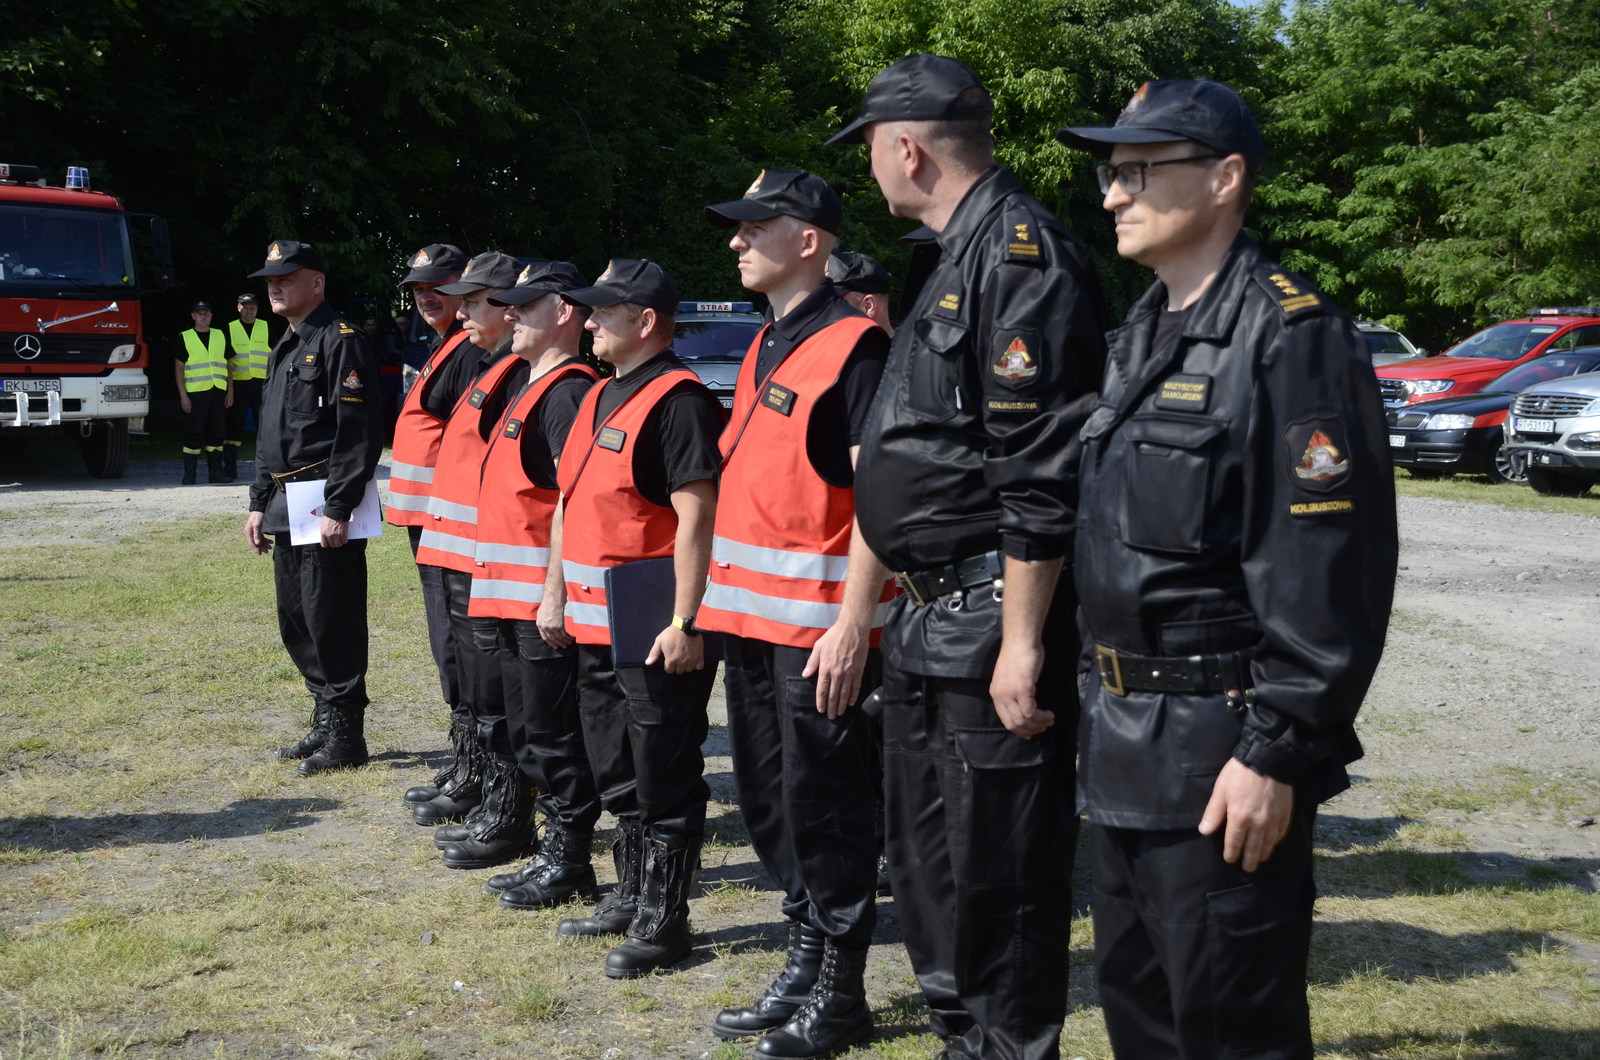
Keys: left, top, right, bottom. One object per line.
{"left": 673, "top": 300, "right": 763, "bottom": 409}
{"left": 1386, "top": 347, "right": 1600, "bottom": 483}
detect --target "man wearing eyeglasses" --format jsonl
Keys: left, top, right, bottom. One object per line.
{"left": 829, "top": 53, "right": 1108, "bottom": 1060}
{"left": 1060, "top": 80, "right": 1397, "bottom": 1058}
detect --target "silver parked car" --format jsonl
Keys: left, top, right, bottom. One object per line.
{"left": 1357, "top": 320, "right": 1426, "bottom": 366}
{"left": 1503, "top": 371, "right": 1600, "bottom": 495}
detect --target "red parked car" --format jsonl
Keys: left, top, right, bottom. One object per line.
{"left": 1376, "top": 308, "right": 1600, "bottom": 411}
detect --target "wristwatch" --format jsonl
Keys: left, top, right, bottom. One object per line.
{"left": 671, "top": 613, "right": 701, "bottom": 636}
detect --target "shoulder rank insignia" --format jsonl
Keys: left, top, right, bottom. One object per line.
{"left": 992, "top": 332, "right": 1041, "bottom": 386}
{"left": 343, "top": 370, "right": 363, "bottom": 391}
{"left": 1284, "top": 417, "right": 1352, "bottom": 492}
{"left": 1264, "top": 272, "right": 1322, "bottom": 314}
{"left": 1007, "top": 221, "right": 1040, "bottom": 260}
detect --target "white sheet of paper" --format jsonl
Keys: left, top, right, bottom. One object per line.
{"left": 285, "top": 477, "right": 384, "bottom": 546}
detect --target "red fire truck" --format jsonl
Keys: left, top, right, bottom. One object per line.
{"left": 0, "top": 163, "right": 173, "bottom": 478}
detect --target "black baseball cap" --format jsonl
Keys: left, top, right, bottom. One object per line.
{"left": 826, "top": 250, "right": 891, "bottom": 294}
{"left": 248, "top": 239, "right": 327, "bottom": 277}
{"left": 705, "top": 169, "right": 843, "bottom": 236}
{"left": 827, "top": 53, "right": 992, "bottom": 146}
{"left": 236, "top": 293, "right": 257, "bottom": 305}
{"left": 436, "top": 250, "right": 521, "bottom": 295}
{"left": 1057, "top": 79, "right": 1265, "bottom": 173}
{"left": 489, "top": 260, "right": 589, "bottom": 306}
{"left": 560, "top": 259, "right": 680, "bottom": 313}
{"left": 398, "top": 243, "right": 469, "bottom": 287}
{"left": 190, "top": 300, "right": 213, "bottom": 312}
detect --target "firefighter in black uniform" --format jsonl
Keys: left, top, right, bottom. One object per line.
{"left": 1059, "top": 80, "right": 1398, "bottom": 1058}
{"left": 244, "top": 240, "right": 383, "bottom": 775}
{"left": 828, "top": 54, "right": 1109, "bottom": 1060}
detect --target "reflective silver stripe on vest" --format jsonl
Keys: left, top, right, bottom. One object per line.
{"left": 562, "top": 559, "right": 611, "bottom": 587}
{"left": 475, "top": 541, "right": 551, "bottom": 567}
{"left": 470, "top": 578, "right": 544, "bottom": 605}
{"left": 418, "top": 527, "right": 477, "bottom": 558}
{"left": 701, "top": 582, "right": 893, "bottom": 631}
{"left": 386, "top": 491, "right": 430, "bottom": 513}
{"left": 711, "top": 536, "right": 851, "bottom": 583}
{"left": 564, "top": 600, "right": 610, "bottom": 627}
{"left": 426, "top": 497, "right": 477, "bottom": 524}
{"left": 390, "top": 459, "right": 435, "bottom": 485}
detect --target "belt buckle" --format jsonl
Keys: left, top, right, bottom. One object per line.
{"left": 894, "top": 572, "right": 927, "bottom": 608}
{"left": 1096, "top": 644, "right": 1125, "bottom": 697}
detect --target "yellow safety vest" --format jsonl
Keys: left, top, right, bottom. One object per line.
{"left": 227, "top": 318, "right": 270, "bottom": 380}
{"left": 181, "top": 329, "right": 229, "bottom": 393}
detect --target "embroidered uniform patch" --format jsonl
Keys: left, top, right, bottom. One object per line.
{"left": 761, "top": 382, "right": 796, "bottom": 416}
{"left": 267, "top": 242, "right": 284, "bottom": 262}
{"left": 468, "top": 388, "right": 487, "bottom": 409}
{"left": 343, "top": 370, "right": 363, "bottom": 391}
{"left": 504, "top": 418, "right": 522, "bottom": 438}
{"left": 597, "top": 427, "right": 626, "bottom": 452}
{"left": 1007, "top": 222, "right": 1040, "bottom": 259}
{"left": 1155, "top": 374, "right": 1210, "bottom": 412}
{"left": 1285, "top": 418, "right": 1352, "bottom": 492}
{"left": 410, "top": 248, "right": 431, "bottom": 268}
{"left": 992, "top": 333, "right": 1040, "bottom": 386}
{"left": 1290, "top": 498, "right": 1354, "bottom": 517}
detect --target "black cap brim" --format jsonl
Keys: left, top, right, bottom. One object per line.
{"left": 435, "top": 280, "right": 494, "bottom": 296}
{"left": 704, "top": 200, "right": 784, "bottom": 227}
{"left": 1057, "top": 125, "right": 1196, "bottom": 154}
{"left": 559, "top": 283, "right": 630, "bottom": 308}
{"left": 397, "top": 267, "right": 462, "bottom": 288}
{"left": 248, "top": 263, "right": 311, "bottom": 278}
{"left": 488, "top": 286, "right": 561, "bottom": 307}
{"left": 826, "top": 114, "right": 872, "bottom": 147}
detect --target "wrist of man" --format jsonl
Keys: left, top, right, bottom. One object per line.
{"left": 671, "top": 613, "right": 701, "bottom": 636}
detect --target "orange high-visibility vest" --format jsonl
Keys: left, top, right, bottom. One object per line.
{"left": 556, "top": 368, "right": 705, "bottom": 645}
{"left": 467, "top": 360, "right": 598, "bottom": 621}
{"left": 387, "top": 330, "right": 471, "bottom": 528}
{"left": 697, "top": 316, "right": 895, "bottom": 648}
{"left": 414, "top": 351, "right": 525, "bottom": 573}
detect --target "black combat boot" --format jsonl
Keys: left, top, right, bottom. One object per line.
{"left": 439, "top": 756, "right": 535, "bottom": 869}
{"left": 223, "top": 445, "right": 238, "bottom": 482}
{"left": 712, "top": 921, "right": 826, "bottom": 1039}
{"left": 181, "top": 453, "right": 198, "bottom": 485}
{"left": 603, "top": 832, "right": 700, "bottom": 978}
{"left": 755, "top": 940, "right": 873, "bottom": 1058}
{"left": 497, "top": 818, "right": 597, "bottom": 909}
{"left": 404, "top": 714, "right": 469, "bottom": 804}
{"left": 297, "top": 705, "right": 369, "bottom": 776}
{"left": 411, "top": 738, "right": 487, "bottom": 825}
{"left": 207, "top": 450, "right": 229, "bottom": 483}
{"left": 557, "top": 817, "right": 643, "bottom": 938}
{"left": 484, "top": 802, "right": 556, "bottom": 893}
{"left": 274, "top": 701, "right": 330, "bottom": 761}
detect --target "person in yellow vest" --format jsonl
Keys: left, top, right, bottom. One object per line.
{"left": 224, "top": 292, "right": 272, "bottom": 481}
{"left": 174, "top": 300, "right": 233, "bottom": 484}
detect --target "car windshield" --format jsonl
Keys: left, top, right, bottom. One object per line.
{"left": 0, "top": 202, "right": 135, "bottom": 289}
{"left": 673, "top": 318, "right": 762, "bottom": 362}
{"left": 1446, "top": 322, "right": 1559, "bottom": 361}
{"left": 1363, "top": 330, "right": 1411, "bottom": 358}
{"left": 1488, "top": 351, "right": 1600, "bottom": 391}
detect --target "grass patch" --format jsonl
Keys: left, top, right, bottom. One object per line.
{"left": 1395, "top": 469, "right": 1600, "bottom": 515}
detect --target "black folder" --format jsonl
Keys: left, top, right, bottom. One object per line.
{"left": 604, "top": 557, "right": 722, "bottom": 668}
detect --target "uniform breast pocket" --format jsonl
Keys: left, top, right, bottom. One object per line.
{"left": 286, "top": 364, "right": 323, "bottom": 419}
{"left": 1119, "top": 414, "right": 1226, "bottom": 554}
{"left": 906, "top": 317, "right": 967, "bottom": 423}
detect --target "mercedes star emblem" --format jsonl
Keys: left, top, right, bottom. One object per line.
{"left": 14, "top": 335, "right": 43, "bottom": 360}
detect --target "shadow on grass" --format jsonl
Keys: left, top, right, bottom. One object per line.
{"left": 1326, "top": 1025, "right": 1600, "bottom": 1059}
{"left": 1311, "top": 921, "right": 1556, "bottom": 985}
{"left": 0, "top": 796, "right": 339, "bottom": 852}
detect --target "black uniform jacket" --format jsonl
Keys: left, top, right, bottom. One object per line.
{"left": 1075, "top": 234, "right": 1398, "bottom": 828}
{"left": 855, "top": 166, "right": 1108, "bottom": 679}
{"left": 249, "top": 301, "right": 383, "bottom": 530}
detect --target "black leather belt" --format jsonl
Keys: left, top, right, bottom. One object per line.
{"left": 1094, "top": 644, "right": 1252, "bottom": 698}
{"left": 270, "top": 460, "right": 328, "bottom": 485}
{"left": 894, "top": 550, "right": 1004, "bottom": 607}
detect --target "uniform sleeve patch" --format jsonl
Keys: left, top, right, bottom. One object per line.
{"left": 597, "top": 427, "right": 626, "bottom": 452}
{"left": 991, "top": 332, "right": 1041, "bottom": 388}
{"left": 1285, "top": 417, "right": 1352, "bottom": 492}
{"left": 1155, "top": 374, "right": 1210, "bottom": 412}
{"left": 761, "top": 382, "right": 796, "bottom": 416}
{"left": 342, "top": 369, "right": 363, "bottom": 391}
{"left": 1289, "top": 498, "right": 1355, "bottom": 517}
{"left": 987, "top": 399, "right": 1039, "bottom": 413}
{"left": 339, "top": 395, "right": 364, "bottom": 404}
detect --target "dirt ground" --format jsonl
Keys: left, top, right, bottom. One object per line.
{"left": 2, "top": 451, "right": 1598, "bottom": 1056}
